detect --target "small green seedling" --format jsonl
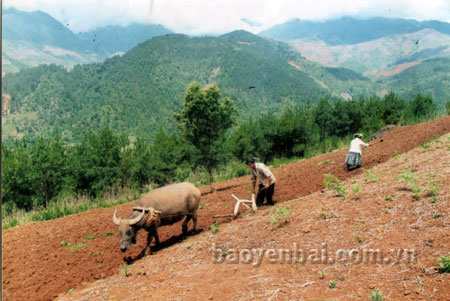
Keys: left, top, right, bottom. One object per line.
{"left": 104, "top": 232, "right": 114, "bottom": 237}
{"left": 437, "top": 256, "right": 450, "bottom": 273}
{"left": 121, "top": 264, "right": 129, "bottom": 277}
{"left": 210, "top": 221, "right": 220, "bottom": 234}
{"left": 323, "top": 174, "right": 346, "bottom": 199}
{"left": 426, "top": 183, "right": 439, "bottom": 197}
{"left": 68, "top": 243, "right": 87, "bottom": 250}
{"left": 329, "top": 280, "right": 336, "bottom": 289}
{"left": 370, "top": 289, "right": 384, "bottom": 301}
{"left": 61, "top": 241, "right": 71, "bottom": 247}
{"left": 352, "top": 184, "right": 361, "bottom": 195}
{"left": 85, "top": 234, "right": 95, "bottom": 241}
{"left": 319, "top": 270, "right": 325, "bottom": 279}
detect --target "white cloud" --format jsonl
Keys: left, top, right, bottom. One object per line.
{"left": 4, "top": 0, "right": 450, "bottom": 34}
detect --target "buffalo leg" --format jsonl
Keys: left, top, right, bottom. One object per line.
{"left": 154, "top": 229, "right": 161, "bottom": 246}
{"left": 182, "top": 215, "right": 192, "bottom": 235}
{"left": 138, "top": 231, "right": 154, "bottom": 258}
{"left": 192, "top": 213, "right": 198, "bottom": 231}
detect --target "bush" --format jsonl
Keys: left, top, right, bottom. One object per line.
{"left": 438, "top": 256, "right": 450, "bottom": 273}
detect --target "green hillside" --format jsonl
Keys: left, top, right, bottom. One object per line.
{"left": 378, "top": 57, "right": 450, "bottom": 108}
{"left": 2, "top": 32, "right": 334, "bottom": 142}
{"left": 3, "top": 30, "right": 447, "bottom": 144}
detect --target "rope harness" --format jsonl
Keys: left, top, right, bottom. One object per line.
{"left": 132, "top": 206, "right": 162, "bottom": 228}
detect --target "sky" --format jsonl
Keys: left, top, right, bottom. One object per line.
{"left": 4, "top": 0, "right": 450, "bottom": 35}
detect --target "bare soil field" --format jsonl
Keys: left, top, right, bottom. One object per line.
{"left": 2, "top": 116, "right": 450, "bottom": 300}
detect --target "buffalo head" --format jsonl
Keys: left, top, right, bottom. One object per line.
{"left": 113, "top": 208, "right": 145, "bottom": 252}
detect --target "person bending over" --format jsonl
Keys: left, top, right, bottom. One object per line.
{"left": 246, "top": 157, "right": 276, "bottom": 207}
{"left": 345, "top": 133, "right": 369, "bottom": 172}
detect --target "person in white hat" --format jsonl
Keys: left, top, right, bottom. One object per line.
{"left": 345, "top": 133, "right": 369, "bottom": 172}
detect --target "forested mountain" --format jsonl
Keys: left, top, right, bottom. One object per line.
{"left": 259, "top": 17, "right": 450, "bottom": 45}
{"left": 3, "top": 11, "right": 449, "bottom": 143}
{"left": 289, "top": 29, "right": 450, "bottom": 76}
{"left": 1, "top": 8, "right": 172, "bottom": 74}
{"left": 3, "top": 31, "right": 348, "bottom": 142}
{"left": 377, "top": 57, "right": 450, "bottom": 103}
{"left": 261, "top": 17, "right": 450, "bottom": 77}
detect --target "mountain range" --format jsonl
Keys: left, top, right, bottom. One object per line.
{"left": 2, "top": 8, "right": 173, "bottom": 74}
{"left": 1, "top": 9, "right": 449, "bottom": 142}
{"left": 2, "top": 29, "right": 384, "bottom": 142}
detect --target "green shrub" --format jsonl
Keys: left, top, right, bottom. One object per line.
{"left": 323, "top": 174, "right": 346, "bottom": 199}
{"left": 438, "top": 256, "right": 450, "bottom": 273}
{"left": 370, "top": 290, "right": 384, "bottom": 301}
{"left": 329, "top": 280, "right": 336, "bottom": 288}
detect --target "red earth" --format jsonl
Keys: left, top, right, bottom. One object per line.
{"left": 2, "top": 116, "right": 450, "bottom": 301}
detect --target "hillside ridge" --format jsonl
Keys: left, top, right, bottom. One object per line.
{"left": 2, "top": 116, "right": 450, "bottom": 301}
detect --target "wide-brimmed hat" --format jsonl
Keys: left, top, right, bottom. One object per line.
{"left": 354, "top": 133, "right": 363, "bottom": 138}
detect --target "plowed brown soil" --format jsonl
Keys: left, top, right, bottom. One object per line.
{"left": 2, "top": 116, "right": 450, "bottom": 301}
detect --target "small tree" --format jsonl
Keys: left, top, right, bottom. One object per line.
{"left": 175, "top": 82, "right": 236, "bottom": 192}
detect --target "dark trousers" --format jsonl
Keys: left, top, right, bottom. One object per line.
{"left": 256, "top": 183, "right": 275, "bottom": 206}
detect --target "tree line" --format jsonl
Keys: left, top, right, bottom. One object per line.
{"left": 2, "top": 83, "right": 445, "bottom": 214}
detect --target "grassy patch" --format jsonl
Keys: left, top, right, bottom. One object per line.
{"left": 329, "top": 280, "right": 336, "bottom": 289}
{"left": 425, "top": 182, "right": 439, "bottom": 197}
{"left": 210, "top": 221, "right": 220, "bottom": 234}
{"left": 438, "top": 256, "right": 450, "bottom": 273}
{"left": 120, "top": 264, "right": 130, "bottom": 277}
{"left": 317, "top": 159, "right": 332, "bottom": 166}
{"left": 68, "top": 243, "right": 87, "bottom": 250}
{"left": 352, "top": 183, "right": 361, "bottom": 196}
{"left": 384, "top": 196, "right": 394, "bottom": 202}
{"left": 370, "top": 290, "right": 384, "bottom": 301}
{"left": 2, "top": 189, "right": 137, "bottom": 230}
{"left": 270, "top": 206, "right": 291, "bottom": 226}
{"left": 395, "top": 169, "right": 422, "bottom": 198}
{"left": 323, "top": 174, "right": 346, "bottom": 199}
{"left": 362, "top": 168, "right": 379, "bottom": 182}
{"left": 419, "top": 142, "right": 431, "bottom": 149}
